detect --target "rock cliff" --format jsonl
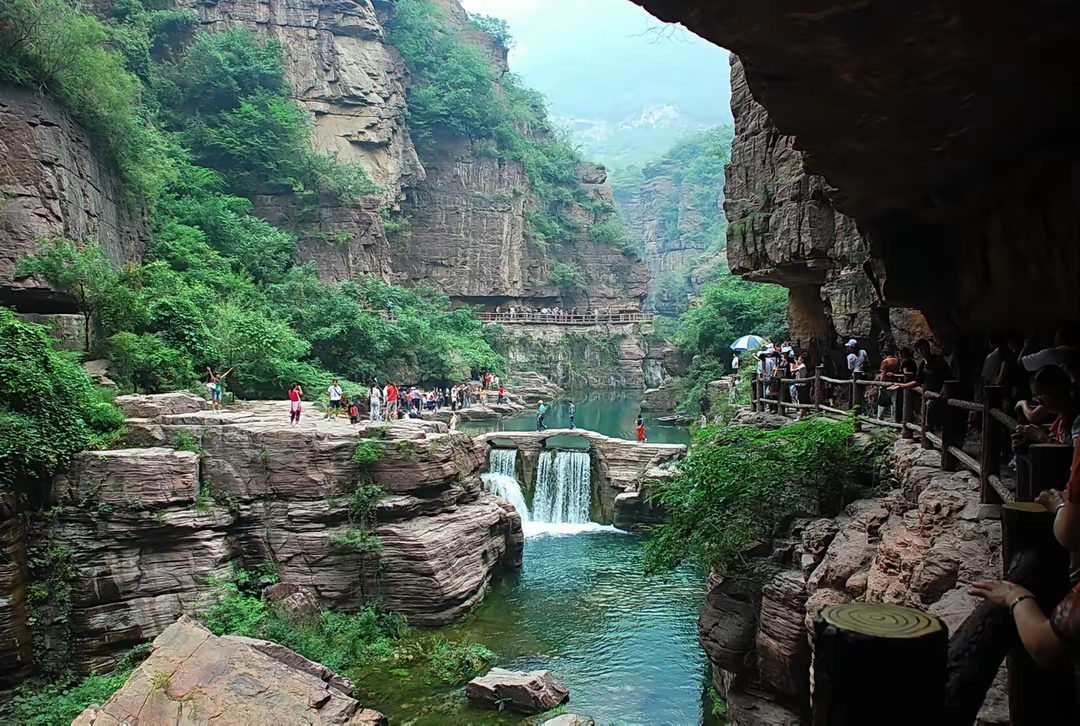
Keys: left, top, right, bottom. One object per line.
{"left": 699, "top": 436, "right": 1006, "bottom": 724}
{"left": 0, "top": 85, "right": 146, "bottom": 312}
{"left": 724, "top": 57, "right": 931, "bottom": 357}
{"left": 629, "top": 0, "right": 1080, "bottom": 356}
{"left": 25, "top": 394, "right": 522, "bottom": 676}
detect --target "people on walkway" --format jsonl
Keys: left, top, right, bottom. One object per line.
{"left": 537, "top": 400, "right": 547, "bottom": 431}
{"left": 568, "top": 400, "right": 576, "bottom": 429}
{"left": 288, "top": 383, "right": 303, "bottom": 425}
{"left": 877, "top": 346, "right": 901, "bottom": 419}
{"left": 206, "top": 366, "right": 233, "bottom": 412}
{"left": 326, "top": 378, "right": 343, "bottom": 419}
{"left": 846, "top": 339, "right": 869, "bottom": 377}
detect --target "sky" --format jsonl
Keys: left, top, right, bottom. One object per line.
{"left": 459, "top": 0, "right": 732, "bottom": 127}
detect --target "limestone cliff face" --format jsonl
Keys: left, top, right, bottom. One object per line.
{"left": 25, "top": 394, "right": 522, "bottom": 675}
{"left": 180, "top": 0, "right": 423, "bottom": 283}
{"left": 724, "top": 57, "right": 931, "bottom": 356}
{"left": 0, "top": 86, "right": 146, "bottom": 312}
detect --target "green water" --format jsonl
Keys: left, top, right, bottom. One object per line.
{"left": 463, "top": 389, "right": 691, "bottom": 447}
{"left": 357, "top": 530, "right": 712, "bottom": 725}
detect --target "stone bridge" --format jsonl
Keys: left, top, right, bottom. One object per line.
{"left": 474, "top": 428, "right": 685, "bottom": 527}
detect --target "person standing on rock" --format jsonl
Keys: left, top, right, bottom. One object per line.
{"left": 537, "top": 400, "right": 547, "bottom": 431}
{"left": 636, "top": 415, "right": 647, "bottom": 443}
{"left": 568, "top": 400, "right": 576, "bottom": 429}
{"left": 385, "top": 381, "right": 398, "bottom": 417}
{"left": 206, "top": 366, "right": 232, "bottom": 412}
{"left": 326, "top": 379, "right": 343, "bottom": 419}
{"left": 288, "top": 383, "right": 303, "bottom": 425}
{"left": 369, "top": 385, "right": 382, "bottom": 422}
{"left": 497, "top": 384, "right": 505, "bottom": 405}
{"left": 449, "top": 411, "right": 459, "bottom": 430}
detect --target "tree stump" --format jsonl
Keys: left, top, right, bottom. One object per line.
{"left": 813, "top": 602, "right": 947, "bottom": 725}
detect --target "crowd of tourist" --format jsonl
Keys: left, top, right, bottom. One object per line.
{"left": 488, "top": 306, "right": 635, "bottom": 322}
{"left": 283, "top": 372, "right": 506, "bottom": 428}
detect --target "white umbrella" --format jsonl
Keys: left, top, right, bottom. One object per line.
{"left": 730, "top": 334, "right": 766, "bottom": 352}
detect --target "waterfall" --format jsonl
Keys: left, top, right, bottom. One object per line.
{"left": 532, "top": 451, "right": 592, "bottom": 524}
{"left": 488, "top": 448, "right": 518, "bottom": 478}
{"left": 483, "top": 449, "right": 530, "bottom": 523}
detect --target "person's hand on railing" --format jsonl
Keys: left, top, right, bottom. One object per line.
{"left": 1036, "top": 488, "right": 1066, "bottom": 514}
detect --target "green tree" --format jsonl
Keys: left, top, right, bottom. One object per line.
{"left": 550, "top": 263, "right": 586, "bottom": 305}
{"left": 13, "top": 237, "right": 116, "bottom": 351}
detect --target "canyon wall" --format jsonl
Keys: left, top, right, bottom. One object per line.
{"left": 0, "top": 86, "right": 146, "bottom": 313}
{"left": 23, "top": 395, "right": 522, "bottom": 676}
{"left": 724, "top": 57, "right": 931, "bottom": 358}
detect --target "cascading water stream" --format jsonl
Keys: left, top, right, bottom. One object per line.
{"left": 532, "top": 450, "right": 591, "bottom": 525}
{"left": 482, "top": 449, "right": 531, "bottom": 523}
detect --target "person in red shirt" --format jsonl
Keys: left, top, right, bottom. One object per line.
{"left": 386, "top": 382, "right": 399, "bottom": 417}
{"left": 497, "top": 385, "right": 505, "bottom": 404}
{"left": 349, "top": 400, "right": 360, "bottom": 424}
{"left": 288, "top": 383, "right": 303, "bottom": 425}
{"left": 635, "top": 414, "right": 646, "bottom": 443}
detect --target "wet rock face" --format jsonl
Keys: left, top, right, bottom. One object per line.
{"left": 0, "top": 86, "right": 146, "bottom": 312}
{"left": 73, "top": 616, "right": 387, "bottom": 725}
{"left": 30, "top": 398, "right": 523, "bottom": 675}
{"left": 495, "top": 323, "right": 654, "bottom": 388}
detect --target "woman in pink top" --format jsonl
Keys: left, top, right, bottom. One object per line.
{"left": 288, "top": 383, "right": 303, "bottom": 424}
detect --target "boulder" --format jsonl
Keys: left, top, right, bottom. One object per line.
{"left": 113, "top": 392, "right": 210, "bottom": 418}
{"left": 755, "top": 570, "right": 810, "bottom": 700}
{"left": 465, "top": 667, "right": 569, "bottom": 714}
{"left": 264, "top": 583, "right": 321, "bottom": 622}
{"left": 543, "top": 716, "right": 594, "bottom": 726}
{"left": 640, "top": 385, "right": 676, "bottom": 413}
{"left": 698, "top": 576, "right": 758, "bottom": 674}
{"left": 72, "top": 617, "right": 385, "bottom": 725}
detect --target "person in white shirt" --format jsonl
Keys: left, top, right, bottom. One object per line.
{"left": 368, "top": 386, "right": 382, "bottom": 421}
{"left": 1021, "top": 325, "right": 1080, "bottom": 372}
{"left": 732, "top": 354, "right": 740, "bottom": 372}
{"left": 846, "top": 339, "right": 869, "bottom": 377}
{"left": 326, "top": 379, "right": 343, "bottom": 419}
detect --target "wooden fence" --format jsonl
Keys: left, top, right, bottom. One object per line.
{"left": 475, "top": 311, "right": 654, "bottom": 325}
{"left": 749, "top": 368, "right": 1075, "bottom": 507}
{"left": 753, "top": 370, "right": 1079, "bottom": 722}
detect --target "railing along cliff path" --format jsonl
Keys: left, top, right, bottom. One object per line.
{"left": 752, "top": 369, "right": 1079, "bottom": 722}
{"left": 475, "top": 311, "right": 655, "bottom": 325}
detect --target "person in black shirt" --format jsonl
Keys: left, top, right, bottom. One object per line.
{"left": 890, "top": 339, "right": 950, "bottom": 430}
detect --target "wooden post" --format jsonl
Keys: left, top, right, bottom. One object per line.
{"left": 920, "top": 393, "right": 932, "bottom": 450}
{"left": 981, "top": 386, "right": 1004, "bottom": 504}
{"left": 902, "top": 387, "right": 915, "bottom": 440}
{"left": 814, "top": 366, "right": 824, "bottom": 411}
{"left": 779, "top": 374, "right": 791, "bottom": 416}
{"left": 813, "top": 602, "right": 947, "bottom": 726}
{"left": 751, "top": 377, "right": 760, "bottom": 413}
{"left": 999, "top": 502, "right": 1074, "bottom": 725}
{"left": 1022, "top": 443, "right": 1072, "bottom": 504}
{"left": 851, "top": 373, "right": 864, "bottom": 432}
{"left": 940, "top": 381, "right": 957, "bottom": 471}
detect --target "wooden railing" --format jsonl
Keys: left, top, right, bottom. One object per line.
{"left": 749, "top": 369, "right": 1075, "bottom": 506}
{"left": 475, "top": 311, "right": 655, "bottom": 325}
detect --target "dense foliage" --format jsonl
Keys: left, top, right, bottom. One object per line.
{"left": 387, "top": 0, "right": 632, "bottom": 256}
{"left": 200, "top": 568, "right": 493, "bottom": 686}
{"left": 644, "top": 419, "right": 885, "bottom": 575}
{"left": 6, "top": 0, "right": 502, "bottom": 395}
{"left": 2, "top": 645, "right": 148, "bottom": 726}
{"left": 0, "top": 310, "right": 123, "bottom": 490}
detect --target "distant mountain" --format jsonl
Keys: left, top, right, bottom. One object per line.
{"left": 460, "top": 0, "right": 731, "bottom": 164}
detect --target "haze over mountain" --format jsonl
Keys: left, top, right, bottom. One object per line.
{"left": 461, "top": 0, "right": 732, "bottom": 168}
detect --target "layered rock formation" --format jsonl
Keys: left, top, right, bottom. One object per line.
{"left": 26, "top": 394, "right": 522, "bottom": 675}
{"left": 0, "top": 85, "right": 146, "bottom": 312}
{"left": 699, "top": 436, "right": 1007, "bottom": 724}
{"left": 74, "top": 616, "right": 387, "bottom": 725}
{"left": 490, "top": 321, "right": 657, "bottom": 389}
{"left": 629, "top": 0, "right": 1080, "bottom": 354}
{"left": 724, "top": 57, "right": 931, "bottom": 359}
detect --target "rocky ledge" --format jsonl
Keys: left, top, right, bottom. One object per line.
{"left": 33, "top": 394, "right": 523, "bottom": 675}
{"left": 702, "top": 437, "right": 1006, "bottom": 724}
{"left": 74, "top": 616, "right": 387, "bottom": 725}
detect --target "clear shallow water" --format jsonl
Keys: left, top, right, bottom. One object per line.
{"left": 462, "top": 389, "right": 691, "bottom": 447}
{"left": 356, "top": 531, "right": 712, "bottom": 725}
